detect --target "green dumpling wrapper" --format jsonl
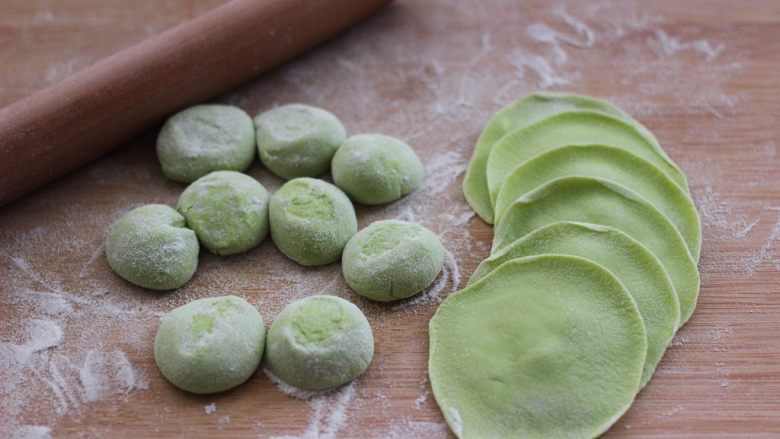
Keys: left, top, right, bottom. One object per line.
{"left": 429, "top": 255, "right": 646, "bottom": 438}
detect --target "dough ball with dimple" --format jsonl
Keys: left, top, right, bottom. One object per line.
{"left": 332, "top": 134, "right": 423, "bottom": 205}
{"left": 177, "top": 171, "right": 269, "bottom": 255}
{"left": 105, "top": 204, "right": 199, "bottom": 290}
{"left": 157, "top": 105, "right": 256, "bottom": 183}
{"left": 254, "top": 104, "right": 346, "bottom": 179}
{"left": 269, "top": 178, "right": 357, "bottom": 266}
{"left": 342, "top": 220, "right": 444, "bottom": 302}
{"left": 154, "top": 295, "right": 265, "bottom": 394}
{"left": 265, "top": 295, "right": 373, "bottom": 390}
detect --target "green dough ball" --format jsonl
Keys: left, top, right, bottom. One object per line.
{"left": 154, "top": 295, "right": 265, "bottom": 394}
{"left": 177, "top": 171, "right": 270, "bottom": 255}
{"left": 429, "top": 255, "right": 646, "bottom": 438}
{"left": 105, "top": 204, "right": 199, "bottom": 290}
{"left": 265, "top": 295, "right": 373, "bottom": 390}
{"left": 342, "top": 220, "right": 444, "bottom": 302}
{"left": 269, "top": 178, "right": 357, "bottom": 266}
{"left": 463, "top": 92, "right": 656, "bottom": 224}
{"left": 494, "top": 176, "right": 700, "bottom": 325}
{"left": 156, "top": 105, "right": 256, "bottom": 183}
{"left": 332, "top": 134, "right": 423, "bottom": 205}
{"left": 254, "top": 104, "right": 346, "bottom": 179}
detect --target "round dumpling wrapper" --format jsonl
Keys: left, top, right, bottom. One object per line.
{"left": 462, "top": 92, "right": 652, "bottom": 224}
{"left": 472, "top": 221, "right": 679, "bottom": 387}
{"left": 429, "top": 254, "right": 647, "bottom": 439}
{"left": 494, "top": 176, "right": 700, "bottom": 325}
{"left": 485, "top": 110, "right": 688, "bottom": 209}
{"left": 493, "top": 144, "right": 701, "bottom": 260}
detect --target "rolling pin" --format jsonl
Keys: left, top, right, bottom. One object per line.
{"left": 0, "top": 0, "right": 392, "bottom": 206}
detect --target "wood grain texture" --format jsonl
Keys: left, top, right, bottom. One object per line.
{"left": 0, "top": 0, "right": 391, "bottom": 205}
{"left": 1, "top": 0, "right": 779, "bottom": 437}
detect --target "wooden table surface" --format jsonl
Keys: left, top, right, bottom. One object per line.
{"left": 1, "top": 1, "right": 779, "bottom": 437}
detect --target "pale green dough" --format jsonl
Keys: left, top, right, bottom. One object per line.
{"left": 331, "top": 134, "right": 423, "bottom": 205}
{"left": 154, "top": 295, "right": 265, "bottom": 394}
{"left": 177, "top": 171, "right": 269, "bottom": 256}
{"left": 269, "top": 178, "right": 357, "bottom": 266}
{"left": 429, "top": 255, "right": 646, "bottom": 439}
{"left": 254, "top": 104, "right": 346, "bottom": 180}
{"left": 486, "top": 111, "right": 689, "bottom": 208}
{"left": 471, "top": 221, "right": 679, "bottom": 387}
{"left": 157, "top": 105, "right": 256, "bottom": 183}
{"left": 105, "top": 204, "right": 199, "bottom": 290}
{"left": 265, "top": 295, "right": 374, "bottom": 390}
{"left": 494, "top": 144, "right": 701, "bottom": 260}
{"left": 462, "top": 92, "right": 655, "bottom": 224}
{"left": 494, "top": 177, "right": 700, "bottom": 324}
{"left": 342, "top": 220, "right": 444, "bottom": 302}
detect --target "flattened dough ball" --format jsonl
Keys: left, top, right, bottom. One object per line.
{"left": 254, "top": 104, "right": 346, "bottom": 179}
{"left": 157, "top": 105, "right": 256, "bottom": 183}
{"left": 492, "top": 144, "right": 701, "bottom": 260}
{"left": 154, "top": 296, "right": 265, "bottom": 394}
{"left": 429, "top": 255, "right": 646, "bottom": 438}
{"left": 105, "top": 204, "right": 199, "bottom": 290}
{"left": 342, "top": 220, "right": 444, "bottom": 302}
{"left": 462, "top": 92, "right": 655, "bottom": 224}
{"left": 332, "top": 134, "right": 423, "bottom": 205}
{"left": 177, "top": 171, "right": 270, "bottom": 255}
{"left": 269, "top": 178, "right": 357, "bottom": 266}
{"left": 471, "top": 221, "right": 679, "bottom": 387}
{"left": 265, "top": 295, "right": 374, "bottom": 390}
{"left": 485, "top": 111, "right": 688, "bottom": 208}
{"left": 494, "top": 176, "right": 700, "bottom": 324}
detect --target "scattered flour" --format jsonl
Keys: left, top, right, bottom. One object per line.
{"left": 413, "top": 390, "right": 429, "bottom": 410}
{"left": 11, "top": 425, "right": 52, "bottom": 439}
{"left": 507, "top": 50, "right": 576, "bottom": 90}
{"left": 79, "top": 349, "right": 148, "bottom": 402}
{"left": 372, "top": 418, "right": 449, "bottom": 439}
{"left": 0, "top": 312, "right": 148, "bottom": 437}
{"left": 660, "top": 405, "right": 685, "bottom": 418}
{"left": 447, "top": 407, "right": 464, "bottom": 437}
{"left": 1, "top": 0, "right": 771, "bottom": 436}
{"left": 744, "top": 213, "right": 780, "bottom": 277}
{"left": 518, "top": 6, "right": 597, "bottom": 89}
{"left": 1, "top": 238, "right": 154, "bottom": 437}
{"left": 263, "top": 366, "right": 330, "bottom": 401}
{"left": 649, "top": 30, "right": 724, "bottom": 61}
{"left": 44, "top": 57, "right": 89, "bottom": 85}
{"left": 264, "top": 366, "right": 358, "bottom": 439}
{"left": 694, "top": 187, "right": 759, "bottom": 239}
{"left": 670, "top": 333, "right": 689, "bottom": 348}
{"left": 552, "top": 6, "right": 597, "bottom": 48}
{"left": 392, "top": 250, "right": 460, "bottom": 311}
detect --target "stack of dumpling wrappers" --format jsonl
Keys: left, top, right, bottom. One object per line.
{"left": 428, "top": 93, "right": 701, "bottom": 438}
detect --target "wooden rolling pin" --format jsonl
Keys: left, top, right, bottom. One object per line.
{"left": 0, "top": 0, "right": 392, "bottom": 206}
